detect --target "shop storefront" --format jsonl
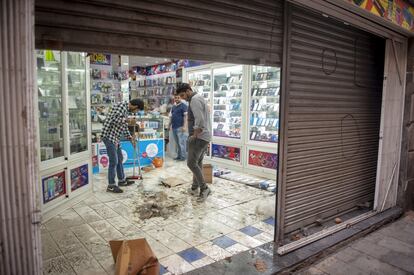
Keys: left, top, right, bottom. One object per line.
{"left": 1, "top": 0, "right": 413, "bottom": 273}
{"left": 33, "top": 0, "right": 412, "bottom": 251}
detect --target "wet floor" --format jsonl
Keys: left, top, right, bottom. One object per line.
{"left": 41, "top": 159, "right": 275, "bottom": 275}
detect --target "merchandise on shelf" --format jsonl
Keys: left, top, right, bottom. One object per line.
{"left": 129, "top": 72, "right": 176, "bottom": 112}
{"left": 129, "top": 116, "right": 165, "bottom": 140}
{"left": 249, "top": 66, "right": 281, "bottom": 143}
{"left": 67, "top": 52, "right": 88, "bottom": 154}
{"left": 212, "top": 65, "right": 243, "bottom": 139}
{"left": 188, "top": 69, "right": 212, "bottom": 104}
{"left": 90, "top": 60, "right": 129, "bottom": 141}
{"left": 37, "top": 50, "right": 65, "bottom": 161}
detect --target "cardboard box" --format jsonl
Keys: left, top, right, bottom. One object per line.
{"left": 203, "top": 164, "right": 213, "bottom": 184}
{"left": 109, "top": 238, "right": 159, "bottom": 275}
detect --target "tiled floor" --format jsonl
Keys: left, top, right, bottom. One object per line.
{"left": 42, "top": 159, "right": 275, "bottom": 275}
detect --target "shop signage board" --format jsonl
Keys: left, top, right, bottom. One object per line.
{"left": 70, "top": 164, "right": 89, "bottom": 191}
{"left": 89, "top": 53, "right": 111, "bottom": 65}
{"left": 42, "top": 171, "right": 66, "bottom": 204}
{"left": 348, "top": 0, "right": 414, "bottom": 31}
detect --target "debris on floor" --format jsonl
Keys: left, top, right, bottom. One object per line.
{"left": 254, "top": 259, "right": 267, "bottom": 272}
{"left": 335, "top": 217, "right": 342, "bottom": 224}
{"left": 216, "top": 170, "right": 277, "bottom": 192}
{"left": 135, "top": 191, "right": 183, "bottom": 220}
{"left": 255, "top": 199, "right": 276, "bottom": 217}
{"left": 290, "top": 233, "right": 302, "bottom": 241}
{"left": 160, "top": 177, "right": 187, "bottom": 187}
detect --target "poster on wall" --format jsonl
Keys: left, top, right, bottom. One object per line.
{"left": 248, "top": 150, "right": 278, "bottom": 170}
{"left": 89, "top": 53, "right": 111, "bottom": 66}
{"left": 71, "top": 164, "right": 89, "bottom": 191}
{"left": 42, "top": 171, "right": 66, "bottom": 204}
{"left": 212, "top": 144, "right": 241, "bottom": 162}
{"left": 348, "top": 0, "right": 414, "bottom": 31}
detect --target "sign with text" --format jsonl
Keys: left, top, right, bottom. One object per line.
{"left": 89, "top": 53, "right": 111, "bottom": 66}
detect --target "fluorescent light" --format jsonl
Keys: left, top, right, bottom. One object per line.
{"left": 123, "top": 62, "right": 128, "bottom": 65}
{"left": 155, "top": 61, "right": 159, "bottom": 63}
{"left": 145, "top": 63, "right": 149, "bottom": 66}
{"left": 164, "top": 59, "right": 168, "bottom": 61}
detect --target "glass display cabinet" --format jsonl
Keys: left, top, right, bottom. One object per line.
{"left": 249, "top": 66, "right": 280, "bottom": 144}
{"left": 212, "top": 65, "right": 243, "bottom": 139}
{"left": 36, "top": 50, "right": 92, "bottom": 215}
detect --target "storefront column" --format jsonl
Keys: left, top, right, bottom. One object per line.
{"left": 0, "top": 0, "right": 41, "bottom": 274}
{"left": 399, "top": 38, "right": 414, "bottom": 211}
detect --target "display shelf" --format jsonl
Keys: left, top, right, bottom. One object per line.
{"left": 212, "top": 65, "right": 243, "bottom": 139}
{"left": 248, "top": 66, "right": 280, "bottom": 144}
{"left": 37, "top": 50, "right": 65, "bottom": 162}
{"left": 130, "top": 72, "right": 176, "bottom": 111}
{"left": 188, "top": 69, "right": 212, "bottom": 106}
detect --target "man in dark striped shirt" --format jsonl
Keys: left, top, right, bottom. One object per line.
{"left": 102, "top": 99, "right": 144, "bottom": 193}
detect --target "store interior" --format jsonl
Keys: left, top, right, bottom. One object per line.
{"left": 38, "top": 51, "right": 279, "bottom": 274}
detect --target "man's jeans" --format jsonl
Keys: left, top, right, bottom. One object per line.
{"left": 102, "top": 138, "right": 125, "bottom": 186}
{"left": 187, "top": 137, "right": 209, "bottom": 190}
{"left": 172, "top": 127, "right": 187, "bottom": 159}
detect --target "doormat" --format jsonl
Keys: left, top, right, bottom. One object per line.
{"left": 214, "top": 169, "right": 276, "bottom": 192}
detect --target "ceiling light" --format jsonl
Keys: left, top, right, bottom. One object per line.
{"left": 145, "top": 63, "right": 149, "bottom": 66}
{"left": 155, "top": 61, "right": 159, "bottom": 63}
{"left": 123, "top": 62, "right": 128, "bottom": 65}
{"left": 164, "top": 59, "right": 168, "bottom": 61}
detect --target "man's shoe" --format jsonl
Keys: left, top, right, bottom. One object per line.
{"left": 173, "top": 157, "right": 181, "bottom": 160}
{"left": 118, "top": 180, "right": 134, "bottom": 186}
{"left": 188, "top": 187, "right": 199, "bottom": 196}
{"left": 198, "top": 186, "right": 211, "bottom": 201}
{"left": 107, "top": 185, "right": 123, "bottom": 193}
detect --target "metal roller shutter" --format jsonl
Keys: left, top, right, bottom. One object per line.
{"left": 35, "top": 0, "right": 284, "bottom": 65}
{"left": 277, "top": 4, "right": 385, "bottom": 238}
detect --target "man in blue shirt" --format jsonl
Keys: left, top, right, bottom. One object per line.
{"left": 170, "top": 95, "right": 188, "bottom": 161}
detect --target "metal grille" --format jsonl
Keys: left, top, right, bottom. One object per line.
{"left": 0, "top": 0, "right": 41, "bottom": 274}
{"left": 35, "top": 0, "right": 284, "bottom": 65}
{"left": 278, "top": 5, "right": 385, "bottom": 236}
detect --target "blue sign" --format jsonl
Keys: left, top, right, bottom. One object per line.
{"left": 121, "top": 139, "right": 164, "bottom": 168}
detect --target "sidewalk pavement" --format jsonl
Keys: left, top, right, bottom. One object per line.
{"left": 296, "top": 211, "right": 414, "bottom": 275}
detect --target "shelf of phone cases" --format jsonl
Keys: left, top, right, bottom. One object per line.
{"left": 68, "top": 52, "right": 88, "bottom": 155}
{"left": 138, "top": 86, "right": 175, "bottom": 97}
{"left": 213, "top": 65, "right": 243, "bottom": 139}
{"left": 37, "top": 50, "right": 65, "bottom": 161}
{"left": 249, "top": 66, "right": 281, "bottom": 143}
{"left": 188, "top": 70, "right": 212, "bottom": 104}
